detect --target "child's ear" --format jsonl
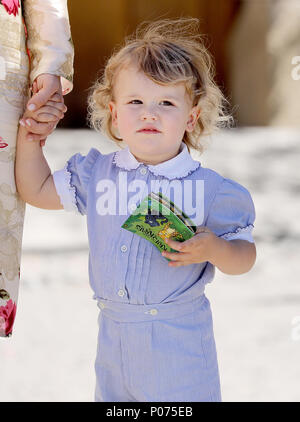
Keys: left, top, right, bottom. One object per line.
{"left": 186, "top": 106, "right": 201, "bottom": 132}
{"left": 109, "top": 101, "right": 118, "bottom": 127}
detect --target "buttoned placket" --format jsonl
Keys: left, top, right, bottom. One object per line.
{"left": 117, "top": 242, "right": 128, "bottom": 298}
{"left": 139, "top": 166, "right": 147, "bottom": 176}
{"left": 128, "top": 164, "right": 149, "bottom": 214}
{"left": 114, "top": 167, "right": 147, "bottom": 301}
{"left": 114, "top": 228, "right": 132, "bottom": 301}
{"left": 115, "top": 165, "right": 151, "bottom": 303}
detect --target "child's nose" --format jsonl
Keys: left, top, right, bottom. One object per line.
{"left": 140, "top": 107, "right": 158, "bottom": 121}
{"left": 141, "top": 115, "right": 157, "bottom": 121}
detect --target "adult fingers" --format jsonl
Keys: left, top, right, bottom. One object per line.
{"left": 34, "top": 113, "right": 62, "bottom": 123}
{"left": 49, "top": 93, "right": 64, "bottom": 103}
{"left": 32, "top": 80, "right": 38, "bottom": 94}
{"left": 27, "top": 84, "right": 63, "bottom": 111}
{"left": 40, "top": 101, "right": 66, "bottom": 112}
{"left": 27, "top": 74, "right": 61, "bottom": 111}
{"left": 35, "top": 105, "right": 64, "bottom": 120}
{"left": 27, "top": 87, "right": 55, "bottom": 111}
{"left": 23, "top": 119, "right": 56, "bottom": 136}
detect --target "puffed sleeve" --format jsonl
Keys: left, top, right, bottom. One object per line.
{"left": 205, "top": 178, "right": 256, "bottom": 243}
{"left": 23, "top": 0, "right": 74, "bottom": 94}
{"left": 52, "top": 148, "right": 100, "bottom": 215}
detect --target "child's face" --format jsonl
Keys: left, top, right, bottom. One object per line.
{"left": 109, "top": 65, "right": 200, "bottom": 165}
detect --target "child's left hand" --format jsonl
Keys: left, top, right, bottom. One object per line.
{"left": 161, "top": 226, "right": 217, "bottom": 267}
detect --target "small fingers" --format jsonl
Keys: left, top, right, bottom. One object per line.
{"left": 164, "top": 238, "right": 183, "bottom": 251}
{"left": 167, "top": 261, "right": 191, "bottom": 267}
{"left": 161, "top": 250, "right": 186, "bottom": 261}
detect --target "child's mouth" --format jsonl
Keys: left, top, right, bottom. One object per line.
{"left": 137, "top": 129, "right": 161, "bottom": 134}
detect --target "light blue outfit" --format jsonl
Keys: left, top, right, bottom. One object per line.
{"left": 53, "top": 142, "right": 256, "bottom": 402}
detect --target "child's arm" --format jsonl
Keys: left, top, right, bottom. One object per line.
{"left": 205, "top": 236, "right": 256, "bottom": 275}
{"left": 15, "top": 104, "right": 64, "bottom": 210}
{"left": 161, "top": 227, "right": 256, "bottom": 275}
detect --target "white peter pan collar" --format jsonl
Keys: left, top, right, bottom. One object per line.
{"left": 112, "top": 142, "right": 200, "bottom": 180}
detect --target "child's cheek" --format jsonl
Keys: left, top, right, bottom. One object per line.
{"left": 117, "top": 110, "right": 136, "bottom": 136}
{"left": 162, "top": 110, "right": 185, "bottom": 130}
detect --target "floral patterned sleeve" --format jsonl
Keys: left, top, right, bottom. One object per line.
{"left": 22, "top": 0, "right": 74, "bottom": 94}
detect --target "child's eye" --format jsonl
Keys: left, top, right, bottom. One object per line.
{"left": 159, "top": 100, "right": 174, "bottom": 106}
{"left": 128, "top": 100, "right": 142, "bottom": 104}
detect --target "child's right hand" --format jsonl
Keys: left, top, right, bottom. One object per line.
{"left": 20, "top": 93, "right": 67, "bottom": 146}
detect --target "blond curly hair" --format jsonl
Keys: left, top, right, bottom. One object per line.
{"left": 87, "top": 18, "right": 233, "bottom": 154}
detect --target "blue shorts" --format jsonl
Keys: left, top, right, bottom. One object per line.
{"left": 94, "top": 294, "right": 221, "bottom": 402}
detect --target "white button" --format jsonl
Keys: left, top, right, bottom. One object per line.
{"left": 149, "top": 308, "right": 158, "bottom": 315}
{"left": 121, "top": 245, "right": 127, "bottom": 252}
{"left": 140, "top": 167, "right": 147, "bottom": 175}
{"left": 129, "top": 203, "right": 137, "bottom": 212}
{"left": 118, "top": 289, "right": 125, "bottom": 297}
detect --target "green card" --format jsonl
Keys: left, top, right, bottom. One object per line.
{"left": 121, "top": 192, "right": 196, "bottom": 260}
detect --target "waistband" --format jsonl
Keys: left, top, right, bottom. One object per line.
{"left": 96, "top": 294, "right": 206, "bottom": 323}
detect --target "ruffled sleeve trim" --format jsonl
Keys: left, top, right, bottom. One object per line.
{"left": 53, "top": 163, "right": 78, "bottom": 213}
{"left": 52, "top": 148, "right": 100, "bottom": 214}
{"left": 219, "top": 224, "right": 255, "bottom": 243}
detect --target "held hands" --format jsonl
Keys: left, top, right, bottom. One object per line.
{"left": 161, "top": 226, "right": 217, "bottom": 267}
{"left": 20, "top": 74, "right": 67, "bottom": 146}
{"left": 20, "top": 93, "right": 66, "bottom": 145}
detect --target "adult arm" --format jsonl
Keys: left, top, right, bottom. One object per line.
{"left": 23, "top": 0, "right": 74, "bottom": 102}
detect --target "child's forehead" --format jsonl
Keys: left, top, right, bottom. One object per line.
{"left": 113, "top": 64, "right": 188, "bottom": 98}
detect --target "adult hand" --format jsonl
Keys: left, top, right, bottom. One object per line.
{"left": 26, "top": 74, "right": 63, "bottom": 112}
{"left": 21, "top": 74, "right": 65, "bottom": 146}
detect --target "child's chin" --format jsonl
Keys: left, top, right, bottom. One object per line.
{"left": 138, "top": 136, "right": 162, "bottom": 146}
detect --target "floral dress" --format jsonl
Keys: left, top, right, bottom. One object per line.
{"left": 0, "top": 0, "right": 73, "bottom": 337}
